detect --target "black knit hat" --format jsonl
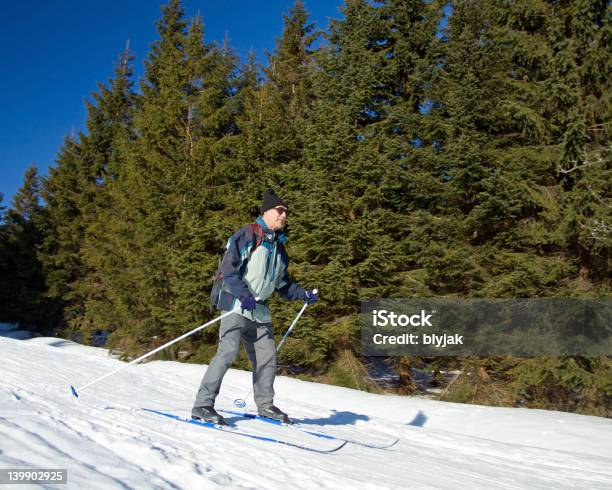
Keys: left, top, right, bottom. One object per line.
{"left": 260, "top": 188, "right": 288, "bottom": 214}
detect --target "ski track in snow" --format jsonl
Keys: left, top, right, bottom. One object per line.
{"left": 1, "top": 336, "right": 612, "bottom": 489}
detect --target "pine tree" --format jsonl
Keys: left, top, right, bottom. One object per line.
{"left": 298, "top": 0, "right": 442, "bottom": 302}
{"left": 300, "top": 0, "right": 389, "bottom": 305}
{"left": 547, "top": 0, "right": 611, "bottom": 282}
{"left": 166, "top": 18, "right": 247, "bottom": 349}
{"left": 95, "top": 1, "right": 246, "bottom": 357}
{"left": 0, "top": 192, "right": 19, "bottom": 325}
{"left": 235, "top": 0, "right": 318, "bottom": 190}
{"left": 89, "top": 0, "right": 193, "bottom": 354}
{"left": 74, "top": 44, "right": 137, "bottom": 342}
{"left": 287, "top": 0, "right": 443, "bottom": 378}
{"left": 1, "top": 166, "right": 49, "bottom": 330}
{"left": 429, "top": 1, "right": 611, "bottom": 415}
{"left": 0, "top": 194, "right": 7, "bottom": 318}
{"left": 414, "top": 0, "right": 569, "bottom": 296}
{"left": 40, "top": 43, "right": 136, "bottom": 339}
{"left": 223, "top": 2, "right": 325, "bottom": 366}
{"left": 264, "top": 0, "right": 317, "bottom": 162}
{"left": 39, "top": 136, "right": 84, "bottom": 324}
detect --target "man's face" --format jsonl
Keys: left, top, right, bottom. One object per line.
{"left": 263, "top": 206, "right": 288, "bottom": 231}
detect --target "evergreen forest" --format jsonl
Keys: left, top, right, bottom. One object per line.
{"left": 1, "top": 0, "right": 610, "bottom": 416}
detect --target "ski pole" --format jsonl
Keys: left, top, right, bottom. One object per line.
{"left": 234, "top": 288, "right": 317, "bottom": 408}
{"left": 70, "top": 302, "right": 253, "bottom": 398}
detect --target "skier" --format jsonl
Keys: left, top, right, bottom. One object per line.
{"left": 192, "top": 189, "right": 318, "bottom": 425}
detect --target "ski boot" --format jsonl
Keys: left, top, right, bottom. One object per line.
{"left": 258, "top": 405, "right": 292, "bottom": 424}
{"left": 191, "top": 406, "right": 228, "bottom": 426}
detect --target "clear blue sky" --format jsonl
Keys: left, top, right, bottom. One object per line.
{"left": 0, "top": 0, "right": 343, "bottom": 208}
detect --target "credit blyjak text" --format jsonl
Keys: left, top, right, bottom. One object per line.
{"left": 371, "top": 309, "right": 463, "bottom": 348}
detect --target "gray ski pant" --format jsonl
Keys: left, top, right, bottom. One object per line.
{"left": 193, "top": 312, "right": 276, "bottom": 410}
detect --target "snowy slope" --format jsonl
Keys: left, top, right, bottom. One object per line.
{"left": 1, "top": 335, "right": 612, "bottom": 490}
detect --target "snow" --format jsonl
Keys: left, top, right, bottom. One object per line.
{"left": 1, "top": 334, "right": 612, "bottom": 489}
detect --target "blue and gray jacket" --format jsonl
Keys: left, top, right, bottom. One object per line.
{"left": 215, "top": 216, "right": 306, "bottom": 323}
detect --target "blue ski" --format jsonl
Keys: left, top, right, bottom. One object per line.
{"left": 219, "top": 409, "right": 399, "bottom": 450}
{"left": 142, "top": 408, "right": 347, "bottom": 454}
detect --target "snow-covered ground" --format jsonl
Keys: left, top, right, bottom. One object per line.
{"left": 1, "top": 334, "right": 611, "bottom": 489}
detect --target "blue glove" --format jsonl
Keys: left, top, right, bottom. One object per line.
{"left": 240, "top": 294, "right": 257, "bottom": 312}
{"left": 303, "top": 289, "right": 319, "bottom": 305}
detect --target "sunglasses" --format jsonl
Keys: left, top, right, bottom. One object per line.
{"left": 274, "top": 206, "right": 289, "bottom": 216}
